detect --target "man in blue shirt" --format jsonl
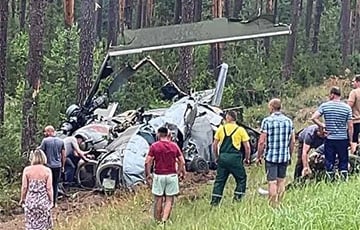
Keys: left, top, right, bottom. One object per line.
{"left": 39, "top": 125, "right": 66, "bottom": 206}
{"left": 256, "top": 98, "right": 295, "bottom": 208}
{"left": 311, "top": 87, "right": 353, "bottom": 182}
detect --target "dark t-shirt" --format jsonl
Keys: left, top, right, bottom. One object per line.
{"left": 148, "top": 140, "right": 181, "bottom": 175}
{"left": 298, "top": 125, "right": 324, "bottom": 149}
{"left": 39, "top": 136, "right": 65, "bottom": 168}
{"left": 64, "top": 136, "right": 81, "bottom": 164}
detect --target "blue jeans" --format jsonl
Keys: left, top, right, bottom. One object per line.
{"left": 64, "top": 157, "right": 77, "bottom": 183}
{"left": 324, "top": 139, "right": 349, "bottom": 172}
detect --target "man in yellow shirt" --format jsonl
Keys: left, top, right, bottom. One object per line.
{"left": 210, "top": 111, "right": 251, "bottom": 206}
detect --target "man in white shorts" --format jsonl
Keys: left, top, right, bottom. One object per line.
{"left": 145, "top": 127, "right": 186, "bottom": 223}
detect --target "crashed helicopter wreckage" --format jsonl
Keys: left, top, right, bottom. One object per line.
{"left": 56, "top": 14, "right": 292, "bottom": 192}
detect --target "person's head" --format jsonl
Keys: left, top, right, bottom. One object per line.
{"left": 43, "top": 125, "right": 55, "bottom": 137}
{"left": 157, "top": 127, "right": 169, "bottom": 140}
{"left": 268, "top": 98, "right": 282, "bottom": 113}
{"left": 351, "top": 75, "right": 360, "bottom": 89}
{"left": 74, "top": 134, "right": 85, "bottom": 144}
{"left": 30, "top": 149, "right": 47, "bottom": 165}
{"left": 316, "top": 126, "right": 327, "bottom": 138}
{"left": 329, "top": 86, "right": 341, "bottom": 100}
{"left": 225, "top": 111, "right": 237, "bottom": 123}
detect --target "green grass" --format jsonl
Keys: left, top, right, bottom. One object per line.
{"left": 56, "top": 164, "right": 360, "bottom": 230}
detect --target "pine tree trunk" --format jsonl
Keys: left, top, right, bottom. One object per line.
{"left": 20, "top": 0, "right": 26, "bottom": 29}
{"left": 63, "top": 0, "right": 74, "bottom": 27}
{"left": 233, "top": 0, "right": 243, "bottom": 18}
{"left": 194, "top": 0, "right": 202, "bottom": 22}
{"left": 124, "top": 0, "right": 133, "bottom": 29}
{"left": 21, "top": 0, "right": 47, "bottom": 153}
{"left": 119, "top": 0, "right": 125, "bottom": 34}
{"left": 11, "top": 0, "right": 15, "bottom": 18}
{"left": 341, "top": 0, "right": 351, "bottom": 66}
{"left": 0, "top": 0, "right": 9, "bottom": 126}
{"left": 282, "top": 0, "right": 301, "bottom": 80}
{"left": 311, "top": 0, "right": 323, "bottom": 53}
{"left": 210, "top": 0, "right": 223, "bottom": 73}
{"left": 224, "top": 0, "right": 230, "bottom": 18}
{"left": 174, "top": 0, "right": 182, "bottom": 24}
{"left": 145, "top": 0, "right": 154, "bottom": 27}
{"left": 305, "top": 0, "right": 313, "bottom": 42}
{"left": 136, "top": 0, "right": 142, "bottom": 28}
{"left": 108, "top": 0, "right": 119, "bottom": 46}
{"left": 264, "top": 0, "right": 273, "bottom": 57}
{"left": 178, "top": 0, "right": 194, "bottom": 92}
{"left": 355, "top": 0, "right": 360, "bottom": 53}
{"left": 77, "top": 0, "right": 95, "bottom": 105}
{"left": 96, "top": 0, "right": 103, "bottom": 39}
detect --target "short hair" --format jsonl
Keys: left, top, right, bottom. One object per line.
{"left": 44, "top": 125, "right": 55, "bottom": 132}
{"left": 269, "top": 98, "right": 282, "bottom": 111}
{"left": 157, "top": 127, "right": 168, "bottom": 137}
{"left": 354, "top": 75, "right": 360, "bottom": 82}
{"left": 330, "top": 86, "right": 341, "bottom": 96}
{"left": 30, "top": 149, "right": 47, "bottom": 165}
{"left": 226, "top": 111, "right": 237, "bottom": 121}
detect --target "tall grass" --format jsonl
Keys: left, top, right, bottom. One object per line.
{"left": 56, "top": 164, "right": 360, "bottom": 230}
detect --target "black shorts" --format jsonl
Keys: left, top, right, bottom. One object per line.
{"left": 265, "top": 161, "right": 288, "bottom": 181}
{"left": 353, "top": 123, "right": 360, "bottom": 143}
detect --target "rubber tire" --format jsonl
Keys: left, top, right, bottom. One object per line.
{"left": 189, "top": 157, "right": 209, "bottom": 173}
{"left": 96, "top": 163, "right": 123, "bottom": 192}
{"left": 76, "top": 160, "right": 98, "bottom": 189}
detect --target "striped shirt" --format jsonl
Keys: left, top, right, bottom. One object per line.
{"left": 317, "top": 101, "right": 352, "bottom": 140}
{"left": 260, "top": 112, "right": 294, "bottom": 163}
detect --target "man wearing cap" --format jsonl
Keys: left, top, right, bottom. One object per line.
{"left": 256, "top": 98, "right": 295, "bottom": 208}
{"left": 294, "top": 124, "right": 326, "bottom": 180}
{"left": 347, "top": 75, "right": 360, "bottom": 153}
{"left": 210, "top": 111, "right": 251, "bottom": 206}
{"left": 311, "top": 87, "right": 353, "bottom": 182}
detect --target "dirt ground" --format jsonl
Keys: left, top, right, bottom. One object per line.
{"left": 0, "top": 171, "right": 215, "bottom": 230}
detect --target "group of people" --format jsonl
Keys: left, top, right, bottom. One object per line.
{"left": 208, "top": 76, "right": 360, "bottom": 209}
{"left": 20, "top": 125, "right": 90, "bottom": 229}
{"left": 19, "top": 77, "right": 360, "bottom": 227}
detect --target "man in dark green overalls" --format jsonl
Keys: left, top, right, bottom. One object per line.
{"left": 210, "top": 111, "right": 251, "bottom": 206}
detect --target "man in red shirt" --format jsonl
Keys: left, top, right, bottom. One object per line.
{"left": 144, "top": 127, "right": 186, "bottom": 223}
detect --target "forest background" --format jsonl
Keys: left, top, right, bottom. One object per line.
{"left": 0, "top": 0, "right": 359, "bottom": 196}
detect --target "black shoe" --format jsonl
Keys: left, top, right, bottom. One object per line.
{"left": 340, "top": 171, "right": 348, "bottom": 182}
{"left": 325, "top": 172, "right": 335, "bottom": 183}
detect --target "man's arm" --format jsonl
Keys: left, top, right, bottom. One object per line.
{"left": 289, "top": 131, "right": 296, "bottom": 158}
{"left": 144, "top": 148, "right": 154, "bottom": 180}
{"left": 257, "top": 132, "right": 267, "bottom": 160}
{"left": 348, "top": 90, "right": 355, "bottom": 108}
{"left": 38, "top": 139, "right": 45, "bottom": 151}
{"left": 213, "top": 139, "right": 219, "bottom": 161}
{"left": 61, "top": 143, "right": 66, "bottom": 171}
{"left": 176, "top": 154, "right": 186, "bottom": 179}
{"left": 72, "top": 139, "right": 89, "bottom": 160}
{"left": 348, "top": 119, "right": 354, "bottom": 144}
{"left": 257, "top": 119, "right": 268, "bottom": 162}
{"left": 311, "top": 111, "right": 325, "bottom": 128}
{"left": 301, "top": 143, "right": 311, "bottom": 169}
{"left": 243, "top": 141, "right": 251, "bottom": 161}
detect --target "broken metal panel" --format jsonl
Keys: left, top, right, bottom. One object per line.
{"left": 211, "top": 63, "right": 228, "bottom": 107}
{"left": 108, "top": 17, "right": 291, "bottom": 56}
